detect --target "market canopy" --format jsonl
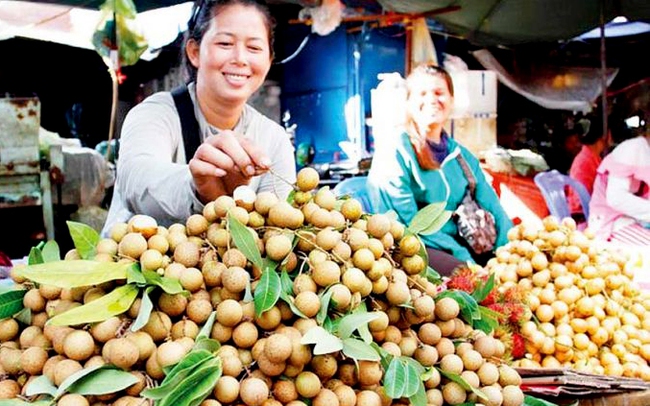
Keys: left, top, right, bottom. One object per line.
{"left": 375, "top": 0, "right": 650, "bottom": 46}
{"left": 9, "top": 0, "right": 650, "bottom": 47}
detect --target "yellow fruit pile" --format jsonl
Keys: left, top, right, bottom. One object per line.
{"left": 1, "top": 168, "right": 526, "bottom": 406}
{"left": 487, "top": 216, "right": 650, "bottom": 379}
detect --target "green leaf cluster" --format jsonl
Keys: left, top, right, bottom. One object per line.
{"left": 23, "top": 365, "right": 139, "bottom": 401}
{"left": 436, "top": 290, "right": 498, "bottom": 334}
{"left": 143, "top": 342, "right": 222, "bottom": 406}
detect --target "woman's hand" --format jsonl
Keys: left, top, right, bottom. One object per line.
{"left": 188, "top": 130, "right": 271, "bottom": 202}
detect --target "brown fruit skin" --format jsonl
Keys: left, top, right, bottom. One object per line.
{"left": 20, "top": 346, "right": 49, "bottom": 375}
{"left": 296, "top": 371, "right": 322, "bottom": 398}
{"left": 57, "top": 394, "right": 90, "bottom": 406}
{"left": 273, "top": 380, "right": 299, "bottom": 404}
{"left": 107, "top": 338, "right": 140, "bottom": 370}
{"left": 214, "top": 375, "right": 241, "bottom": 404}
{"left": 0, "top": 318, "right": 19, "bottom": 342}
{"left": 63, "top": 330, "right": 96, "bottom": 361}
{"left": 0, "top": 380, "right": 21, "bottom": 399}
{"left": 240, "top": 377, "right": 270, "bottom": 406}
{"left": 296, "top": 167, "right": 320, "bottom": 192}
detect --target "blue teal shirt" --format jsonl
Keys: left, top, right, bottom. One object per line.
{"left": 367, "top": 132, "right": 512, "bottom": 263}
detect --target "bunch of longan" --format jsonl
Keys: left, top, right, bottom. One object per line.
{"left": 2, "top": 167, "right": 525, "bottom": 406}
{"left": 488, "top": 216, "right": 650, "bottom": 380}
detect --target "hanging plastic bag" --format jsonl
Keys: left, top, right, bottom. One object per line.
{"left": 410, "top": 17, "right": 437, "bottom": 68}
{"left": 299, "top": 0, "right": 344, "bottom": 36}
{"left": 92, "top": 0, "right": 147, "bottom": 68}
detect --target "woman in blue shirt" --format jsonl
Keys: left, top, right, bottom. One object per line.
{"left": 367, "top": 64, "right": 512, "bottom": 275}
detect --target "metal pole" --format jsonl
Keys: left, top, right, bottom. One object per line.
{"left": 600, "top": 0, "right": 608, "bottom": 138}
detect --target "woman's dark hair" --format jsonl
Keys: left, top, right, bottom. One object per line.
{"left": 581, "top": 114, "right": 607, "bottom": 145}
{"left": 183, "top": 0, "right": 276, "bottom": 82}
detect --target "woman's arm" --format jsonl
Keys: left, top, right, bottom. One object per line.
{"left": 117, "top": 98, "right": 202, "bottom": 224}
{"left": 606, "top": 175, "right": 650, "bottom": 222}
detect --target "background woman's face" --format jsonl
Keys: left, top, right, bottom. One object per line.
{"left": 407, "top": 74, "right": 454, "bottom": 128}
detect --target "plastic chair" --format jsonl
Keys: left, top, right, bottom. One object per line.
{"left": 332, "top": 176, "right": 372, "bottom": 213}
{"left": 533, "top": 170, "right": 591, "bottom": 220}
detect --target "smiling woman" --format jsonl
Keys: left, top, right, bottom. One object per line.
{"left": 102, "top": 0, "right": 296, "bottom": 235}
{"left": 367, "top": 63, "right": 512, "bottom": 274}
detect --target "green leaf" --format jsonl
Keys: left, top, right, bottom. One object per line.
{"left": 41, "top": 240, "right": 61, "bottom": 262}
{"left": 337, "top": 312, "right": 381, "bottom": 340}
{"left": 371, "top": 342, "right": 393, "bottom": 371}
{"left": 419, "top": 210, "right": 452, "bottom": 236}
{"left": 158, "top": 357, "right": 222, "bottom": 406}
{"left": 383, "top": 358, "right": 406, "bottom": 398}
{"left": 409, "top": 382, "right": 427, "bottom": 406}
{"left": 197, "top": 311, "right": 217, "bottom": 341}
{"left": 193, "top": 337, "right": 220, "bottom": 353}
{"left": 437, "top": 368, "right": 487, "bottom": 401}
{"left": 280, "top": 269, "right": 294, "bottom": 295}
{"left": 286, "top": 189, "right": 296, "bottom": 204}
{"left": 424, "top": 266, "right": 442, "bottom": 284}
{"left": 341, "top": 338, "right": 380, "bottom": 361}
{"left": 524, "top": 395, "right": 562, "bottom": 406}
{"left": 407, "top": 202, "right": 446, "bottom": 234}
{"left": 317, "top": 287, "right": 334, "bottom": 325}
{"left": 142, "top": 270, "right": 185, "bottom": 295}
{"left": 254, "top": 268, "right": 281, "bottom": 317}
{"left": 438, "top": 290, "right": 480, "bottom": 322}
{"left": 67, "top": 368, "right": 140, "bottom": 395}
{"left": 16, "top": 260, "right": 130, "bottom": 288}
{"left": 244, "top": 278, "right": 254, "bottom": 303}
{"left": 301, "top": 326, "right": 343, "bottom": 355}
{"left": 402, "top": 356, "right": 426, "bottom": 376}
{"left": 54, "top": 364, "right": 104, "bottom": 398}
{"left": 14, "top": 307, "right": 31, "bottom": 325}
{"left": 28, "top": 246, "right": 44, "bottom": 265}
{"left": 354, "top": 303, "right": 374, "bottom": 344}
{"left": 67, "top": 221, "right": 100, "bottom": 259}
{"left": 143, "top": 350, "right": 214, "bottom": 400}
{"left": 130, "top": 286, "right": 154, "bottom": 332}
{"left": 126, "top": 264, "right": 146, "bottom": 285}
{"left": 24, "top": 375, "right": 57, "bottom": 397}
{"left": 227, "top": 212, "right": 262, "bottom": 269}
{"left": 472, "top": 273, "right": 495, "bottom": 303}
{"left": 47, "top": 284, "right": 138, "bottom": 326}
{"left": 474, "top": 306, "right": 500, "bottom": 334}
{"left": 279, "top": 291, "right": 308, "bottom": 319}
{"left": 0, "top": 400, "right": 51, "bottom": 406}
{"left": 401, "top": 358, "right": 422, "bottom": 397}
{"left": 0, "top": 289, "right": 26, "bottom": 320}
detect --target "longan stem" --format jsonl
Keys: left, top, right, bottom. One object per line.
{"left": 268, "top": 168, "right": 298, "bottom": 191}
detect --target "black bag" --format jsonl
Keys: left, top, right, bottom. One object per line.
{"left": 453, "top": 154, "right": 497, "bottom": 255}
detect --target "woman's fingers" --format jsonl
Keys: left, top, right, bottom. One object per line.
{"left": 205, "top": 130, "right": 259, "bottom": 177}
{"left": 239, "top": 137, "right": 272, "bottom": 172}
{"left": 188, "top": 156, "right": 227, "bottom": 178}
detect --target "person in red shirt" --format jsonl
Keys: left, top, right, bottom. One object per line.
{"left": 568, "top": 116, "right": 611, "bottom": 221}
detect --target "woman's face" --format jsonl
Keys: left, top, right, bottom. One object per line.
{"left": 407, "top": 73, "right": 454, "bottom": 129}
{"left": 188, "top": 4, "right": 272, "bottom": 105}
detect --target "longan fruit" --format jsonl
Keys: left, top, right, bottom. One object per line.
{"left": 296, "top": 167, "right": 320, "bottom": 192}
{"left": 264, "top": 333, "right": 292, "bottom": 363}
{"left": 118, "top": 232, "right": 148, "bottom": 259}
{"left": 295, "top": 371, "right": 321, "bottom": 398}
{"left": 216, "top": 299, "right": 243, "bottom": 327}
{"left": 63, "top": 330, "right": 95, "bottom": 361}
{"left": 294, "top": 291, "right": 320, "bottom": 318}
